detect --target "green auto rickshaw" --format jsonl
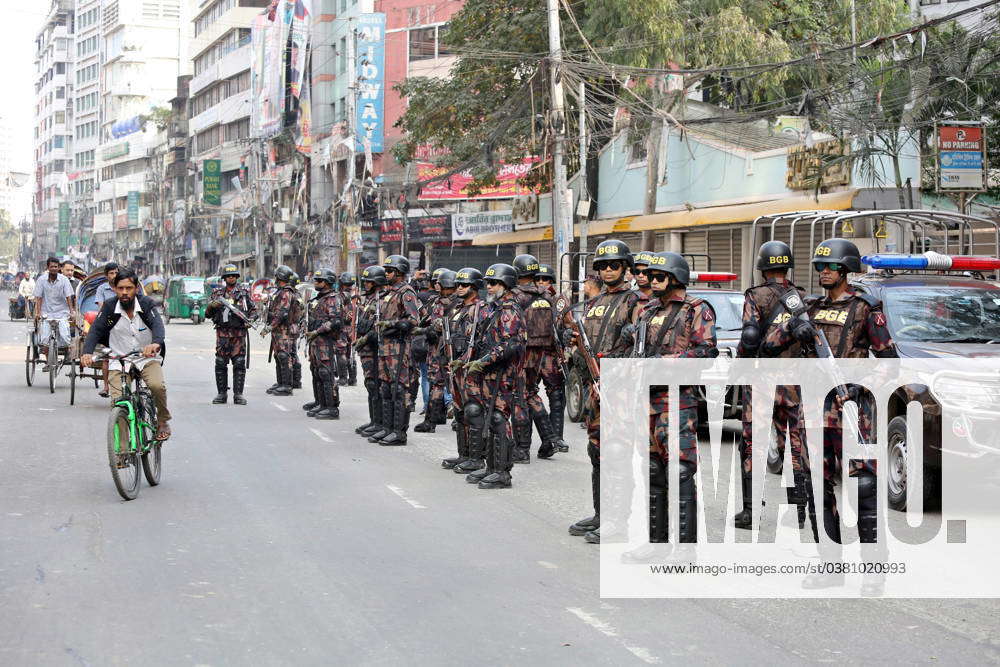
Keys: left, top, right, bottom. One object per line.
{"left": 164, "top": 275, "right": 209, "bottom": 324}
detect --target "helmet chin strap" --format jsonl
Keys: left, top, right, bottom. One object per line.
{"left": 603, "top": 272, "right": 624, "bottom": 287}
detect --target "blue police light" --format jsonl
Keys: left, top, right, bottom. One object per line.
{"left": 863, "top": 253, "right": 1000, "bottom": 271}
{"left": 862, "top": 254, "right": 932, "bottom": 269}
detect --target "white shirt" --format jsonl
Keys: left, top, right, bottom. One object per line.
{"left": 109, "top": 299, "right": 161, "bottom": 371}
{"left": 33, "top": 273, "right": 73, "bottom": 319}
{"left": 18, "top": 278, "right": 35, "bottom": 298}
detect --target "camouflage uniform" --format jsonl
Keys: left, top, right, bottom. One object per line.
{"left": 464, "top": 291, "right": 526, "bottom": 488}
{"left": 354, "top": 290, "right": 383, "bottom": 435}
{"left": 267, "top": 285, "right": 304, "bottom": 393}
{"left": 209, "top": 283, "right": 256, "bottom": 400}
{"left": 447, "top": 297, "right": 483, "bottom": 470}
{"left": 637, "top": 293, "right": 718, "bottom": 543}
{"left": 511, "top": 283, "right": 562, "bottom": 460}
{"left": 306, "top": 288, "right": 346, "bottom": 416}
{"left": 373, "top": 280, "right": 421, "bottom": 443}
{"left": 336, "top": 287, "right": 358, "bottom": 385}
{"left": 421, "top": 292, "right": 458, "bottom": 427}
{"left": 763, "top": 289, "right": 896, "bottom": 549}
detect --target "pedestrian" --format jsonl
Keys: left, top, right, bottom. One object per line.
{"left": 762, "top": 238, "right": 897, "bottom": 593}
{"left": 353, "top": 265, "right": 388, "bottom": 437}
{"left": 262, "top": 265, "right": 303, "bottom": 396}
{"left": 369, "top": 255, "right": 421, "bottom": 446}
{"left": 564, "top": 240, "right": 644, "bottom": 544}
{"left": 734, "top": 241, "right": 806, "bottom": 530}
{"left": 414, "top": 268, "right": 459, "bottom": 433}
{"left": 621, "top": 252, "right": 718, "bottom": 563}
{"left": 445, "top": 268, "right": 485, "bottom": 471}
{"left": 510, "top": 254, "right": 563, "bottom": 461}
{"left": 206, "top": 263, "right": 256, "bottom": 405}
{"left": 303, "top": 268, "right": 343, "bottom": 419}
{"left": 458, "top": 263, "right": 526, "bottom": 490}
{"left": 337, "top": 272, "right": 358, "bottom": 386}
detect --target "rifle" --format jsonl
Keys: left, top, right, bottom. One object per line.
{"left": 375, "top": 293, "right": 382, "bottom": 348}
{"left": 569, "top": 308, "right": 601, "bottom": 397}
{"left": 214, "top": 297, "right": 258, "bottom": 330}
{"left": 443, "top": 309, "right": 460, "bottom": 401}
{"left": 349, "top": 296, "right": 358, "bottom": 378}
{"left": 550, "top": 308, "right": 571, "bottom": 382}
{"left": 632, "top": 315, "right": 648, "bottom": 358}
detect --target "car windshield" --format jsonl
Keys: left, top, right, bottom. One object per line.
{"left": 183, "top": 279, "right": 204, "bottom": 294}
{"left": 689, "top": 291, "right": 744, "bottom": 331}
{"left": 882, "top": 287, "right": 1000, "bottom": 343}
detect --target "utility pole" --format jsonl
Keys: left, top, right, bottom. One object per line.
{"left": 578, "top": 79, "right": 589, "bottom": 288}
{"left": 345, "top": 18, "right": 357, "bottom": 274}
{"left": 547, "top": 0, "right": 572, "bottom": 288}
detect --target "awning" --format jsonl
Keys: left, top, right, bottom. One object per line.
{"left": 221, "top": 252, "right": 255, "bottom": 263}
{"left": 472, "top": 190, "right": 858, "bottom": 246}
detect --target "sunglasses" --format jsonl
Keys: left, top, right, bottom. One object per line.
{"left": 485, "top": 279, "right": 505, "bottom": 287}
{"left": 813, "top": 262, "right": 844, "bottom": 273}
{"left": 642, "top": 271, "right": 669, "bottom": 282}
{"left": 594, "top": 260, "right": 624, "bottom": 271}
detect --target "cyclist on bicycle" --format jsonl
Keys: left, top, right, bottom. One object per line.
{"left": 81, "top": 267, "right": 172, "bottom": 441}
{"left": 33, "top": 256, "right": 77, "bottom": 368}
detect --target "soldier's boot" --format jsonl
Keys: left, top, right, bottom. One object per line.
{"left": 337, "top": 355, "right": 350, "bottom": 387}
{"left": 512, "top": 414, "right": 532, "bottom": 464}
{"left": 232, "top": 357, "right": 247, "bottom": 405}
{"left": 479, "top": 413, "right": 513, "bottom": 489}
{"left": 734, "top": 468, "right": 754, "bottom": 530}
{"left": 314, "top": 369, "right": 340, "bottom": 420}
{"left": 347, "top": 355, "right": 357, "bottom": 386}
{"left": 380, "top": 393, "right": 409, "bottom": 446}
{"left": 212, "top": 357, "right": 228, "bottom": 404}
{"left": 622, "top": 458, "right": 672, "bottom": 563}
{"left": 368, "top": 385, "right": 394, "bottom": 442}
{"left": 291, "top": 359, "right": 303, "bottom": 389}
{"left": 856, "top": 474, "right": 886, "bottom": 597}
{"left": 271, "top": 355, "right": 293, "bottom": 396}
{"left": 532, "top": 405, "right": 559, "bottom": 459}
{"left": 358, "top": 379, "right": 382, "bottom": 436}
{"left": 303, "top": 373, "right": 321, "bottom": 412}
{"left": 456, "top": 401, "right": 487, "bottom": 476}
{"left": 266, "top": 362, "right": 281, "bottom": 394}
{"left": 802, "top": 481, "right": 846, "bottom": 590}
{"left": 548, "top": 388, "right": 568, "bottom": 452}
{"left": 788, "top": 470, "right": 810, "bottom": 530}
{"left": 442, "top": 418, "right": 468, "bottom": 469}
{"left": 355, "top": 378, "right": 376, "bottom": 432}
{"left": 413, "top": 396, "right": 438, "bottom": 432}
{"left": 570, "top": 456, "right": 601, "bottom": 536}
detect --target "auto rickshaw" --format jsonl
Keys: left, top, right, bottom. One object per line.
{"left": 164, "top": 275, "right": 209, "bottom": 324}
{"left": 142, "top": 274, "right": 166, "bottom": 311}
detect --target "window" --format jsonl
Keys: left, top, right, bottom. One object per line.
{"left": 55, "top": 62, "right": 66, "bottom": 74}
{"left": 628, "top": 134, "right": 647, "bottom": 164}
{"left": 409, "top": 28, "right": 436, "bottom": 61}
{"left": 225, "top": 70, "right": 250, "bottom": 97}
{"left": 194, "top": 0, "right": 237, "bottom": 37}
{"left": 191, "top": 83, "right": 224, "bottom": 116}
{"left": 54, "top": 136, "right": 64, "bottom": 149}
{"left": 76, "top": 63, "right": 98, "bottom": 85}
{"left": 224, "top": 118, "right": 250, "bottom": 142}
{"left": 195, "top": 126, "right": 220, "bottom": 153}
{"left": 56, "top": 87, "right": 65, "bottom": 99}
{"left": 338, "top": 37, "right": 347, "bottom": 73}
{"left": 75, "top": 150, "right": 95, "bottom": 168}
{"left": 55, "top": 111, "right": 65, "bottom": 124}
{"left": 52, "top": 160, "right": 65, "bottom": 173}
{"left": 338, "top": 96, "right": 346, "bottom": 121}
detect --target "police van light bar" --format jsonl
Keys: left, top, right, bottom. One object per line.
{"left": 863, "top": 252, "right": 1000, "bottom": 271}
{"left": 690, "top": 272, "right": 738, "bottom": 282}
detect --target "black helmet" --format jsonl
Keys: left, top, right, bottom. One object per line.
{"left": 383, "top": 254, "right": 410, "bottom": 275}
{"left": 360, "top": 265, "right": 387, "bottom": 286}
{"left": 455, "top": 267, "right": 484, "bottom": 290}
{"left": 811, "top": 238, "right": 861, "bottom": 273}
{"left": 221, "top": 263, "right": 240, "bottom": 278}
{"left": 633, "top": 251, "right": 656, "bottom": 268}
{"left": 290, "top": 271, "right": 301, "bottom": 286}
{"left": 512, "top": 254, "right": 540, "bottom": 277}
{"left": 593, "top": 239, "right": 633, "bottom": 269}
{"left": 431, "top": 268, "right": 447, "bottom": 285}
{"left": 536, "top": 264, "right": 555, "bottom": 280}
{"left": 339, "top": 271, "right": 355, "bottom": 286}
{"left": 274, "top": 265, "right": 295, "bottom": 282}
{"left": 646, "top": 251, "right": 690, "bottom": 286}
{"left": 437, "top": 269, "right": 458, "bottom": 289}
{"left": 756, "top": 240, "right": 794, "bottom": 271}
{"left": 312, "top": 268, "right": 337, "bottom": 285}
{"left": 484, "top": 263, "right": 517, "bottom": 289}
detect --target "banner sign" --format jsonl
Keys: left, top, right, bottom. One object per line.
{"left": 451, "top": 210, "right": 513, "bottom": 241}
{"left": 127, "top": 191, "right": 140, "bottom": 228}
{"left": 203, "top": 159, "right": 222, "bottom": 205}
{"left": 417, "top": 157, "right": 539, "bottom": 200}
{"left": 938, "top": 124, "right": 986, "bottom": 191}
{"left": 58, "top": 203, "right": 70, "bottom": 252}
{"left": 380, "top": 217, "right": 403, "bottom": 243}
{"left": 356, "top": 13, "right": 386, "bottom": 153}
{"left": 407, "top": 214, "right": 451, "bottom": 243}
{"left": 251, "top": 11, "right": 289, "bottom": 138}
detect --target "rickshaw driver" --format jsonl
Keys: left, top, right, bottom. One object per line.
{"left": 33, "top": 256, "right": 77, "bottom": 368}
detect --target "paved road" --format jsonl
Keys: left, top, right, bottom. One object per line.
{"left": 1, "top": 317, "right": 998, "bottom": 665}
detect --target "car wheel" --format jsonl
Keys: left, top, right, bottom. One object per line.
{"left": 566, "top": 367, "right": 584, "bottom": 423}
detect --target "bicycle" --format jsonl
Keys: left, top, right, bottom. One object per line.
{"left": 93, "top": 350, "right": 163, "bottom": 500}
{"left": 38, "top": 318, "right": 73, "bottom": 395}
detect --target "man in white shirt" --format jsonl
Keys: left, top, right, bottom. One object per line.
{"left": 33, "top": 257, "right": 76, "bottom": 362}
{"left": 82, "top": 267, "right": 171, "bottom": 441}
{"left": 18, "top": 273, "right": 36, "bottom": 318}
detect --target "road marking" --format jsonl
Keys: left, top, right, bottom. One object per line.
{"left": 566, "top": 607, "right": 661, "bottom": 664}
{"left": 537, "top": 561, "right": 559, "bottom": 569}
{"left": 196, "top": 355, "right": 205, "bottom": 361}
{"left": 270, "top": 401, "right": 288, "bottom": 412}
{"left": 309, "top": 427, "right": 332, "bottom": 443}
{"left": 39, "top": 408, "right": 55, "bottom": 412}
{"left": 386, "top": 484, "right": 426, "bottom": 509}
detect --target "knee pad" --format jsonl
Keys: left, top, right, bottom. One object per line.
{"left": 855, "top": 473, "right": 877, "bottom": 512}
{"left": 275, "top": 351, "right": 290, "bottom": 365}
{"left": 215, "top": 356, "right": 228, "bottom": 368}
{"left": 231, "top": 356, "right": 246, "bottom": 368}
{"left": 649, "top": 456, "right": 667, "bottom": 488}
{"left": 364, "top": 378, "right": 379, "bottom": 393}
{"left": 678, "top": 460, "right": 697, "bottom": 498}
{"left": 463, "top": 401, "right": 484, "bottom": 424}
{"left": 317, "top": 366, "right": 333, "bottom": 382}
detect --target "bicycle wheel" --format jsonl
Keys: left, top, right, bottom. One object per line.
{"left": 69, "top": 358, "right": 77, "bottom": 405}
{"left": 47, "top": 342, "right": 56, "bottom": 394}
{"left": 107, "top": 405, "right": 141, "bottom": 500}
{"left": 139, "top": 392, "right": 161, "bottom": 486}
{"left": 25, "top": 337, "right": 35, "bottom": 386}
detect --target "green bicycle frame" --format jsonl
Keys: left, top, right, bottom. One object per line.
{"left": 111, "top": 382, "right": 154, "bottom": 456}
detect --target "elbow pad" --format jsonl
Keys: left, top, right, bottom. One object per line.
{"left": 740, "top": 323, "right": 760, "bottom": 354}
{"left": 394, "top": 320, "right": 413, "bottom": 335}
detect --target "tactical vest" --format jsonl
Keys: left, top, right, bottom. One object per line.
{"left": 581, "top": 286, "right": 640, "bottom": 357}
{"left": 211, "top": 286, "right": 251, "bottom": 329}
{"left": 745, "top": 280, "right": 805, "bottom": 359}
{"left": 808, "top": 293, "right": 874, "bottom": 359}
{"left": 449, "top": 299, "right": 481, "bottom": 358}
{"left": 514, "top": 284, "right": 555, "bottom": 347}
{"left": 473, "top": 299, "right": 523, "bottom": 362}
{"left": 641, "top": 296, "right": 707, "bottom": 357}
{"left": 380, "top": 283, "right": 417, "bottom": 321}
{"left": 356, "top": 293, "right": 379, "bottom": 337}
{"left": 308, "top": 291, "right": 341, "bottom": 338}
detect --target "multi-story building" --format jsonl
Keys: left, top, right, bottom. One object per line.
{"left": 32, "top": 0, "right": 75, "bottom": 259}
{"left": 70, "top": 0, "right": 102, "bottom": 255}
{"left": 912, "top": 0, "right": 989, "bottom": 28}
{"left": 91, "top": 0, "right": 183, "bottom": 267}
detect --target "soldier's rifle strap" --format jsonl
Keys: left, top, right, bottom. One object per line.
{"left": 592, "top": 290, "right": 631, "bottom": 355}
{"left": 643, "top": 302, "right": 684, "bottom": 358}
{"left": 835, "top": 299, "right": 862, "bottom": 358}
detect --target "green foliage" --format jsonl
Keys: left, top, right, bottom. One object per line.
{"left": 0, "top": 209, "right": 19, "bottom": 260}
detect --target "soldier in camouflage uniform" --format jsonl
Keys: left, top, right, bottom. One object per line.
{"left": 302, "top": 268, "right": 344, "bottom": 419}
{"left": 735, "top": 240, "right": 807, "bottom": 530}
{"left": 262, "top": 265, "right": 303, "bottom": 396}
{"left": 632, "top": 250, "right": 656, "bottom": 312}
{"left": 414, "top": 269, "right": 458, "bottom": 433}
{"left": 511, "top": 254, "right": 562, "bottom": 461}
{"left": 762, "top": 238, "right": 896, "bottom": 591}
{"left": 369, "top": 255, "right": 421, "bottom": 446}
{"left": 622, "top": 252, "right": 718, "bottom": 562}
{"left": 290, "top": 271, "right": 304, "bottom": 391}
{"left": 353, "top": 265, "right": 388, "bottom": 437}
{"left": 534, "top": 263, "right": 571, "bottom": 451}
{"left": 336, "top": 272, "right": 358, "bottom": 386}
{"left": 459, "top": 263, "right": 526, "bottom": 490}
{"left": 446, "top": 269, "right": 485, "bottom": 471}
{"left": 565, "top": 240, "right": 645, "bottom": 544}
{"left": 206, "top": 263, "right": 257, "bottom": 405}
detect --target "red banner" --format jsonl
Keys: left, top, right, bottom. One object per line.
{"left": 417, "top": 158, "right": 540, "bottom": 200}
